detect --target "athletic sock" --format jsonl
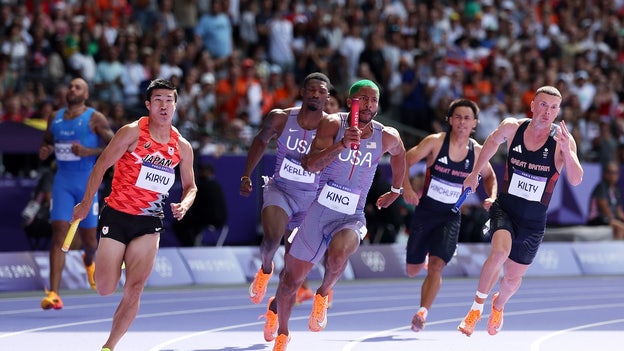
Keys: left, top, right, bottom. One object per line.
{"left": 471, "top": 300, "right": 484, "bottom": 313}
{"left": 417, "top": 306, "right": 428, "bottom": 319}
{"left": 475, "top": 291, "right": 488, "bottom": 300}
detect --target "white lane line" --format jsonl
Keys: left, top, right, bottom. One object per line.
{"left": 530, "top": 318, "right": 624, "bottom": 351}
{"left": 0, "top": 304, "right": 254, "bottom": 339}
{"left": 342, "top": 303, "right": 624, "bottom": 351}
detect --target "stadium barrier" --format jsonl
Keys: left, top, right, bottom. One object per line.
{"left": 1, "top": 241, "right": 623, "bottom": 292}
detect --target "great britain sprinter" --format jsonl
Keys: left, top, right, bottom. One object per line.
{"left": 457, "top": 86, "right": 583, "bottom": 337}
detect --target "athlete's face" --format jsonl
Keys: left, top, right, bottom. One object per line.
{"left": 66, "top": 79, "right": 88, "bottom": 105}
{"left": 531, "top": 92, "right": 561, "bottom": 124}
{"left": 449, "top": 106, "right": 477, "bottom": 135}
{"left": 301, "top": 79, "right": 329, "bottom": 112}
{"left": 349, "top": 86, "right": 379, "bottom": 124}
{"left": 146, "top": 89, "right": 177, "bottom": 122}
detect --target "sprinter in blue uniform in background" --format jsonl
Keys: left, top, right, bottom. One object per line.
{"left": 39, "top": 77, "right": 114, "bottom": 310}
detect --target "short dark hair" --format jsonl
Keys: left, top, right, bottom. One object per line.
{"left": 447, "top": 98, "right": 480, "bottom": 120}
{"left": 303, "top": 72, "right": 331, "bottom": 88}
{"left": 146, "top": 78, "right": 177, "bottom": 102}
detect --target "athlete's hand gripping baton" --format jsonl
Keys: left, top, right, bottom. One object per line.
{"left": 452, "top": 175, "right": 481, "bottom": 213}
{"left": 61, "top": 220, "right": 81, "bottom": 252}
{"left": 350, "top": 98, "right": 359, "bottom": 150}
{"left": 452, "top": 188, "right": 472, "bottom": 213}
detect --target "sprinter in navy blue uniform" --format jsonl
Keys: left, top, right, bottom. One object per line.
{"left": 457, "top": 86, "right": 583, "bottom": 337}
{"left": 403, "top": 98, "right": 497, "bottom": 332}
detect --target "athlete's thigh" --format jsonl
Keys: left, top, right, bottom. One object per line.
{"left": 124, "top": 233, "right": 161, "bottom": 284}
{"left": 50, "top": 179, "right": 74, "bottom": 221}
{"left": 94, "top": 237, "right": 126, "bottom": 291}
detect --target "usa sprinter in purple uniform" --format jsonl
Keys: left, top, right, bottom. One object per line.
{"left": 458, "top": 86, "right": 583, "bottom": 337}
{"left": 239, "top": 73, "right": 331, "bottom": 341}
{"left": 403, "top": 98, "right": 498, "bottom": 332}
{"left": 270, "top": 80, "right": 406, "bottom": 351}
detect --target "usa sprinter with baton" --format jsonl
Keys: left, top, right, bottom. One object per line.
{"left": 402, "top": 98, "right": 497, "bottom": 332}
{"left": 271, "top": 80, "right": 406, "bottom": 350}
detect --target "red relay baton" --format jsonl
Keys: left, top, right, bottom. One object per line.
{"left": 350, "top": 98, "right": 359, "bottom": 150}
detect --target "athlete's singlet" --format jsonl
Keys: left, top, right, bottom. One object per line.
{"left": 272, "top": 107, "right": 319, "bottom": 192}
{"left": 499, "top": 120, "right": 559, "bottom": 219}
{"left": 49, "top": 107, "right": 100, "bottom": 225}
{"left": 315, "top": 113, "right": 384, "bottom": 215}
{"left": 419, "top": 132, "right": 475, "bottom": 211}
{"left": 105, "top": 117, "right": 181, "bottom": 217}
{"left": 50, "top": 107, "right": 98, "bottom": 171}
{"left": 289, "top": 114, "right": 385, "bottom": 263}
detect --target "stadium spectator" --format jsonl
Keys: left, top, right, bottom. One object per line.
{"left": 588, "top": 161, "right": 624, "bottom": 240}
{"left": 0, "top": 0, "right": 623, "bottom": 173}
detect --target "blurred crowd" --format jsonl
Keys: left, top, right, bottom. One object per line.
{"left": 1, "top": 0, "right": 624, "bottom": 177}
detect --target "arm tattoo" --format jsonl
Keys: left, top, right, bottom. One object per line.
{"left": 308, "top": 144, "right": 344, "bottom": 171}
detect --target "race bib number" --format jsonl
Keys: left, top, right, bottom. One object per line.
{"left": 279, "top": 157, "right": 316, "bottom": 183}
{"left": 318, "top": 181, "right": 360, "bottom": 215}
{"left": 136, "top": 162, "right": 175, "bottom": 193}
{"left": 54, "top": 142, "right": 80, "bottom": 161}
{"left": 426, "top": 176, "right": 463, "bottom": 204}
{"left": 508, "top": 169, "right": 546, "bottom": 202}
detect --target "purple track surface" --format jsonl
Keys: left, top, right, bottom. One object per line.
{"left": 1, "top": 276, "right": 623, "bottom": 351}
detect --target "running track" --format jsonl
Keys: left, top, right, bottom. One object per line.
{"left": 1, "top": 276, "right": 623, "bottom": 351}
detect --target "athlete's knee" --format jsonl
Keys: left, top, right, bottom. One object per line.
{"left": 406, "top": 263, "right": 424, "bottom": 277}
{"left": 95, "top": 270, "right": 123, "bottom": 296}
{"left": 500, "top": 274, "right": 523, "bottom": 292}
{"left": 260, "top": 234, "right": 282, "bottom": 252}
{"left": 280, "top": 269, "right": 303, "bottom": 293}
{"left": 325, "top": 249, "right": 350, "bottom": 269}
{"left": 489, "top": 247, "right": 510, "bottom": 264}
{"left": 96, "top": 280, "right": 117, "bottom": 296}
{"left": 427, "top": 256, "right": 446, "bottom": 273}
{"left": 329, "top": 232, "right": 359, "bottom": 258}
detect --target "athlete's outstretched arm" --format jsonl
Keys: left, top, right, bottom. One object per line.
{"left": 402, "top": 133, "right": 440, "bottom": 205}
{"left": 240, "top": 109, "right": 288, "bottom": 196}
{"left": 72, "top": 123, "right": 140, "bottom": 222}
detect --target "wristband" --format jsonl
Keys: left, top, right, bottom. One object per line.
{"left": 390, "top": 186, "right": 403, "bottom": 195}
{"left": 241, "top": 176, "right": 251, "bottom": 183}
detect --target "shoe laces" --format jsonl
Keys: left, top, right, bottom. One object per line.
{"left": 274, "top": 334, "right": 289, "bottom": 350}
{"left": 464, "top": 310, "right": 481, "bottom": 325}
{"left": 261, "top": 310, "right": 278, "bottom": 328}
{"left": 490, "top": 307, "right": 503, "bottom": 325}
{"left": 45, "top": 289, "right": 58, "bottom": 300}
{"left": 253, "top": 264, "right": 273, "bottom": 288}
{"left": 251, "top": 273, "right": 268, "bottom": 294}
{"left": 311, "top": 294, "right": 328, "bottom": 319}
